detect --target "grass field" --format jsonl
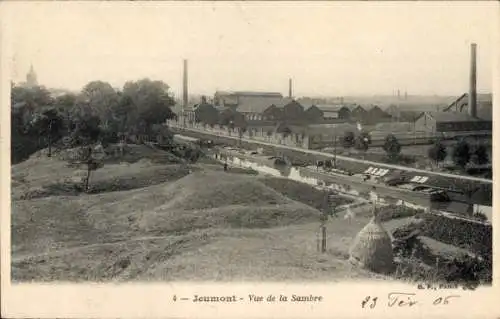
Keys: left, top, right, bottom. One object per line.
{"left": 11, "top": 143, "right": 490, "bottom": 283}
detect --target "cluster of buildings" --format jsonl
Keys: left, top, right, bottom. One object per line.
{"left": 184, "top": 90, "right": 392, "bottom": 125}
{"left": 173, "top": 42, "right": 492, "bottom": 150}
{"left": 173, "top": 87, "right": 492, "bottom": 149}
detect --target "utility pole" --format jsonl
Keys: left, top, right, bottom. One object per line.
{"left": 333, "top": 134, "right": 337, "bottom": 169}
{"left": 318, "top": 191, "right": 329, "bottom": 253}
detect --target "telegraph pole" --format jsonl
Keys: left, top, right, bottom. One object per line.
{"left": 318, "top": 191, "right": 329, "bottom": 253}
{"left": 333, "top": 134, "right": 337, "bottom": 169}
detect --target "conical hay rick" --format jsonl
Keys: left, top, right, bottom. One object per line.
{"left": 349, "top": 202, "right": 395, "bottom": 274}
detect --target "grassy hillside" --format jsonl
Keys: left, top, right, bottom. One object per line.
{"left": 15, "top": 152, "right": 369, "bottom": 281}
{"left": 11, "top": 145, "right": 489, "bottom": 284}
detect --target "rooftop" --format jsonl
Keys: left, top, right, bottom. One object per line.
{"left": 266, "top": 98, "right": 294, "bottom": 108}
{"left": 316, "top": 104, "right": 358, "bottom": 112}
{"left": 236, "top": 95, "right": 285, "bottom": 113}
{"left": 423, "top": 111, "right": 483, "bottom": 123}
{"left": 216, "top": 91, "right": 284, "bottom": 98}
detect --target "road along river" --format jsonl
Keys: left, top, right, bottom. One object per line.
{"left": 172, "top": 125, "right": 492, "bottom": 184}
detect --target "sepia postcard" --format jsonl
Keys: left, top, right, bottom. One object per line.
{"left": 1, "top": 1, "right": 499, "bottom": 318}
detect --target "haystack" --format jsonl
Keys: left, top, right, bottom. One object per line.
{"left": 349, "top": 202, "right": 395, "bottom": 274}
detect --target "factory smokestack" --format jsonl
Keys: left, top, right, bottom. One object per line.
{"left": 468, "top": 43, "right": 477, "bottom": 118}
{"left": 288, "top": 78, "right": 293, "bottom": 99}
{"left": 183, "top": 59, "right": 188, "bottom": 109}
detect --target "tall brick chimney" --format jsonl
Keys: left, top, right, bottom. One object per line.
{"left": 288, "top": 78, "right": 293, "bottom": 99}
{"left": 468, "top": 43, "right": 477, "bottom": 118}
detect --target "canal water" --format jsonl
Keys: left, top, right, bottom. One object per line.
{"left": 212, "top": 149, "right": 421, "bottom": 210}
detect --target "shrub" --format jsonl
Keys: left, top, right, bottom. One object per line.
{"left": 470, "top": 144, "right": 489, "bottom": 166}
{"left": 383, "top": 134, "right": 402, "bottom": 161}
{"left": 428, "top": 141, "right": 447, "bottom": 166}
{"left": 342, "top": 131, "right": 355, "bottom": 151}
{"left": 419, "top": 214, "right": 492, "bottom": 259}
{"left": 452, "top": 140, "right": 471, "bottom": 169}
{"left": 376, "top": 205, "right": 424, "bottom": 222}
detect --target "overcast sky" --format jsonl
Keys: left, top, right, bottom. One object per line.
{"left": 3, "top": 1, "right": 497, "bottom": 97}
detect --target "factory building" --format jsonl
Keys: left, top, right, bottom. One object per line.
{"left": 413, "top": 111, "right": 492, "bottom": 137}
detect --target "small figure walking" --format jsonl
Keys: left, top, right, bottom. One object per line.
{"left": 223, "top": 162, "right": 228, "bottom": 172}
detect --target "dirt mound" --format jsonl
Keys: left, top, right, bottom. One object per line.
{"left": 161, "top": 171, "right": 290, "bottom": 210}
{"left": 259, "top": 177, "right": 354, "bottom": 211}
{"left": 55, "top": 143, "right": 183, "bottom": 164}
{"left": 11, "top": 149, "right": 193, "bottom": 200}
{"left": 12, "top": 171, "right": 321, "bottom": 258}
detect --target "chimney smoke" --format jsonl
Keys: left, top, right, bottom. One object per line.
{"left": 468, "top": 43, "right": 477, "bottom": 118}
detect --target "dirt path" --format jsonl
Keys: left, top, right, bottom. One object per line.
{"left": 11, "top": 235, "right": 174, "bottom": 263}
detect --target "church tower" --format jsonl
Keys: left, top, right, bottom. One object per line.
{"left": 26, "top": 64, "right": 38, "bottom": 87}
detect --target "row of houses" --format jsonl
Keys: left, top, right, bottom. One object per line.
{"left": 172, "top": 91, "right": 492, "bottom": 151}
{"left": 178, "top": 91, "right": 394, "bottom": 127}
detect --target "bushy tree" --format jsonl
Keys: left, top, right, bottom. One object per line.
{"left": 53, "top": 93, "right": 78, "bottom": 111}
{"left": 342, "top": 131, "right": 355, "bottom": 153}
{"left": 28, "top": 107, "right": 65, "bottom": 157}
{"left": 452, "top": 140, "right": 471, "bottom": 169}
{"left": 355, "top": 131, "right": 371, "bottom": 153}
{"left": 471, "top": 144, "right": 489, "bottom": 166}
{"left": 11, "top": 85, "right": 55, "bottom": 163}
{"left": 81, "top": 81, "right": 120, "bottom": 128}
{"left": 383, "top": 134, "right": 402, "bottom": 161}
{"left": 194, "top": 103, "right": 219, "bottom": 126}
{"left": 238, "top": 127, "right": 247, "bottom": 146}
{"left": 428, "top": 140, "right": 447, "bottom": 166}
{"left": 11, "top": 85, "right": 54, "bottom": 109}
{"left": 324, "top": 159, "right": 333, "bottom": 170}
{"left": 122, "top": 78, "right": 176, "bottom": 135}
{"left": 69, "top": 113, "right": 104, "bottom": 191}
{"left": 219, "top": 109, "right": 246, "bottom": 128}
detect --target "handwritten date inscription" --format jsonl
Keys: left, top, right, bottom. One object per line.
{"left": 362, "top": 293, "right": 460, "bottom": 309}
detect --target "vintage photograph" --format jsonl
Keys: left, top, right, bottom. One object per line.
{"left": 8, "top": 2, "right": 493, "bottom": 287}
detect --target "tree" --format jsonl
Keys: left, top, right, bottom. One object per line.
{"left": 108, "top": 93, "right": 136, "bottom": 140}
{"left": 219, "top": 108, "right": 246, "bottom": 129}
{"left": 452, "top": 140, "right": 471, "bottom": 169}
{"left": 28, "top": 107, "right": 65, "bottom": 157}
{"left": 355, "top": 131, "right": 371, "bottom": 154}
{"left": 10, "top": 85, "right": 55, "bottom": 163}
{"left": 238, "top": 127, "right": 247, "bottom": 146}
{"left": 342, "top": 131, "right": 355, "bottom": 154}
{"left": 471, "top": 144, "right": 489, "bottom": 166}
{"left": 383, "top": 134, "right": 402, "bottom": 161}
{"left": 427, "top": 141, "right": 447, "bottom": 167}
{"left": 81, "top": 81, "right": 120, "bottom": 127}
{"left": 122, "top": 79, "right": 176, "bottom": 136}
{"left": 69, "top": 114, "right": 104, "bottom": 192}
{"left": 194, "top": 103, "right": 219, "bottom": 126}
{"left": 11, "top": 85, "right": 54, "bottom": 109}
{"left": 54, "top": 93, "right": 78, "bottom": 111}
{"left": 324, "top": 159, "right": 333, "bottom": 170}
